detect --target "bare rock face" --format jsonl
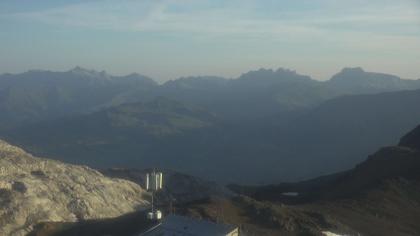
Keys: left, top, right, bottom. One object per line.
{"left": 0, "top": 140, "right": 149, "bottom": 236}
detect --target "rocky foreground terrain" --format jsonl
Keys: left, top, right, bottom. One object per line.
{"left": 0, "top": 140, "right": 149, "bottom": 236}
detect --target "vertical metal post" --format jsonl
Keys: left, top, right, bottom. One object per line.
{"left": 151, "top": 191, "right": 154, "bottom": 213}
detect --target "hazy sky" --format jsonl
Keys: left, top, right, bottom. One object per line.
{"left": 0, "top": 0, "right": 419, "bottom": 81}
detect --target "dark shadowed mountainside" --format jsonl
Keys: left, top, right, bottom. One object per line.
{"left": 270, "top": 88, "right": 420, "bottom": 180}
{"left": 4, "top": 97, "right": 219, "bottom": 169}
{"left": 230, "top": 146, "right": 420, "bottom": 203}
{"left": 400, "top": 124, "right": 420, "bottom": 150}
{"left": 228, "top": 125, "right": 420, "bottom": 235}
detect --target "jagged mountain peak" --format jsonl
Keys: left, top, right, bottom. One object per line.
{"left": 237, "top": 67, "right": 313, "bottom": 83}
{"left": 69, "top": 65, "right": 93, "bottom": 73}
{"left": 123, "top": 72, "right": 145, "bottom": 78}
{"left": 162, "top": 76, "right": 229, "bottom": 90}
{"left": 339, "top": 67, "right": 365, "bottom": 74}
{"left": 68, "top": 66, "right": 110, "bottom": 79}
{"left": 240, "top": 67, "right": 302, "bottom": 77}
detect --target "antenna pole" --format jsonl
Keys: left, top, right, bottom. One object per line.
{"left": 151, "top": 191, "right": 154, "bottom": 213}
{"left": 146, "top": 169, "right": 163, "bottom": 221}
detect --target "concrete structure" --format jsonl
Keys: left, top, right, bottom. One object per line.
{"left": 140, "top": 214, "right": 239, "bottom": 236}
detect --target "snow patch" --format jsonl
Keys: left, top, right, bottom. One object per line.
{"left": 281, "top": 192, "right": 299, "bottom": 196}
{"left": 322, "top": 231, "right": 347, "bottom": 236}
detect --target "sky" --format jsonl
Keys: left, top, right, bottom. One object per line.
{"left": 0, "top": 0, "right": 419, "bottom": 82}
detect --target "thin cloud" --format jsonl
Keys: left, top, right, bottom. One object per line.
{"left": 1, "top": 0, "right": 419, "bottom": 80}
{"left": 5, "top": 0, "right": 419, "bottom": 37}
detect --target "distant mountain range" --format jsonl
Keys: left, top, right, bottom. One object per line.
{"left": 0, "top": 67, "right": 157, "bottom": 129}
{"left": 159, "top": 67, "right": 420, "bottom": 121}
{"left": 1, "top": 67, "right": 420, "bottom": 183}
{"left": 1, "top": 66, "right": 419, "bottom": 128}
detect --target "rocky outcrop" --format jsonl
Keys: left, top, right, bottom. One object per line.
{"left": 0, "top": 140, "right": 149, "bottom": 236}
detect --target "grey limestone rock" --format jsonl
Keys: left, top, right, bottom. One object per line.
{"left": 0, "top": 140, "right": 149, "bottom": 236}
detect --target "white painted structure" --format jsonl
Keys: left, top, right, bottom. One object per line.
{"left": 146, "top": 170, "right": 163, "bottom": 220}
{"left": 147, "top": 210, "right": 162, "bottom": 220}
{"left": 146, "top": 172, "right": 163, "bottom": 191}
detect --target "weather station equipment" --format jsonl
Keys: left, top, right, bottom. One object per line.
{"left": 146, "top": 170, "right": 163, "bottom": 221}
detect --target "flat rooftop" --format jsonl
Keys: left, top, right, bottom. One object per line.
{"left": 141, "top": 214, "right": 238, "bottom": 236}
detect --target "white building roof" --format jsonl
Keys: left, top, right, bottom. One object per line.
{"left": 141, "top": 214, "right": 238, "bottom": 236}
